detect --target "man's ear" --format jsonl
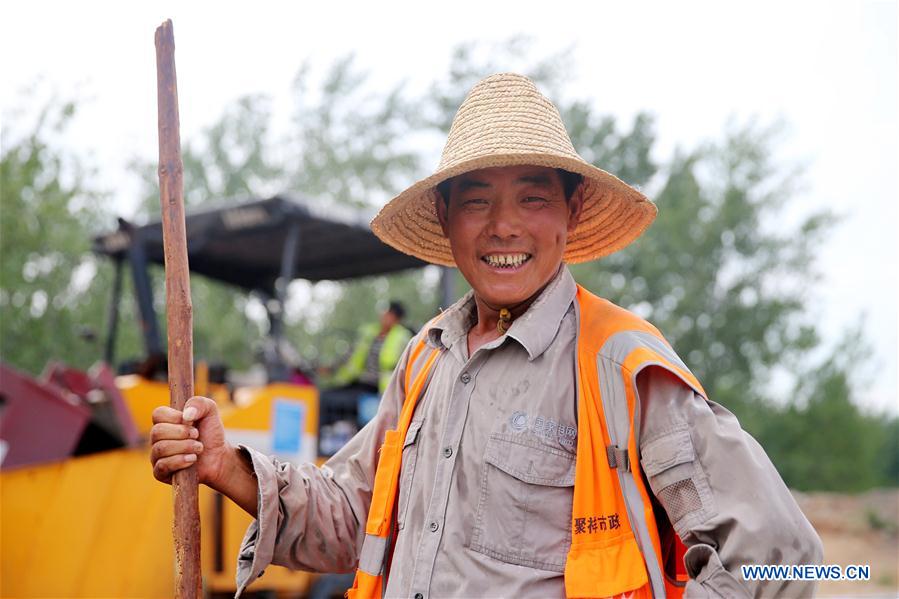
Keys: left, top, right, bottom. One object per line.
{"left": 435, "top": 191, "right": 450, "bottom": 236}
{"left": 567, "top": 183, "right": 585, "bottom": 232}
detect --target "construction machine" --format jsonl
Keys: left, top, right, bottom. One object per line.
{"left": 0, "top": 195, "right": 443, "bottom": 598}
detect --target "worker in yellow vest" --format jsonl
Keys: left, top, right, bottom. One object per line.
{"left": 330, "top": 301, "right": 413, "bottom": 395}
{"left": 150, "top": 73, "right": 823, "bottom": 598}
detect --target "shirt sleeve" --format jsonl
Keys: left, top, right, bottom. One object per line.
{"left": 234, "top": 337, "right": 414, "bottom": 596}
{"left": 636, "top": 367, "right": 824, "bottom": 599}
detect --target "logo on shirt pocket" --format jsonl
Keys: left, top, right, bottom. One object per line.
{"left": 508, "top": 411, "right": 577, "bottom": 450}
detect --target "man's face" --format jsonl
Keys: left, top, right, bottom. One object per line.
{"left": 436, "top": 165, "right": 583, "bottom": 308}
{"left": 380, "top": 309, "right": 399, "bottom": 329}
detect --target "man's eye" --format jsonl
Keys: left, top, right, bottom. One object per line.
{"left": 462, "top": 198, "right": 488, "bottom": 207}
{"left": 524, "top": 196, "right": 548, "bottom": 204}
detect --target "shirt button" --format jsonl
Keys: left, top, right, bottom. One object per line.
{"left": 429, "top": 521, "right": 439, "bottom": 532}
{"left": 414, "top": 594, "right": 424, "bottom": 599}
{"left": 442, "top": 446, "right": 453, "bottom": 458}
{"left": 460, "top": 372, "right": 471, "bottom": 384}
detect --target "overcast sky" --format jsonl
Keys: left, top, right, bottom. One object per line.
{"left": 2, "top": 1, "right": 896, "bottom": 413}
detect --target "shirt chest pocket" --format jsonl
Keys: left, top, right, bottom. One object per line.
{"left": 470, "top": 433, "right": 575, "bottom": 573}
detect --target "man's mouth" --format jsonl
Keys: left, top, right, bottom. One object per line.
{"left": 481, "top": 253, "right": 533, "bottom": 269}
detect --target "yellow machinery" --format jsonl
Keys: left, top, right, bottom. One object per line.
{"left": 1, "top": 376, "right": 318, "bottom": 598}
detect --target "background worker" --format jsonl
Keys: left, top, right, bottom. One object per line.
{"left": 318, "top": 301, "right": 413, "bottom": 453}
{"left": 329, "top": 301, "right": 412, "bottom": 395}
{"left": 150, "top": 74, "right": 822, "bottom": 598}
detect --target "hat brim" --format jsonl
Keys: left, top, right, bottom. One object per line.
{"left": 371, "top": 152, "right": 657, "bottom": 267}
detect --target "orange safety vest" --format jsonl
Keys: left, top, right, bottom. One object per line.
{"left": 348, "top": 285, "right": 705, "bottom": 598}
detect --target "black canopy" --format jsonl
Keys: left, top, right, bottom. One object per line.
{"left": 92, "top": 195, "right": 427, "bottom": 294}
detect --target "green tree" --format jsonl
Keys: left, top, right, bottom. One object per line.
{"left": 0, "top": 98, "right": 115, "bottom": 373}
{"left": 130, "top": 94, "right": 281, "bottom": 370}
{"left": 758, "top": 326, "right": 898, "bottom": 491}
{"left": 129, "top": 57, "right": 433, "bottom": 370}
{"left": 423, "top": 36, "right": 574, "bottom": 133}
{"left": 280, "top": 57, "right": 439, "bottom": 366}
{"left": 284, "top": 57, "right": 420, "bottom": 210}
{"left": 557, "top": 100, "right": 896, "bottom": 491}
{"left": 569, "top": 123, "right": 829, "bottom": 431}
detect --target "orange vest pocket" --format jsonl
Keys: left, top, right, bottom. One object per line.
{"left": 564, "top": 533, "right": 650, "bottom": 598}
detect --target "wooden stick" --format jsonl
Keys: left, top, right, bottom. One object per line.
{"left": 155, "top": 19, "right": 201, "bottom": 599}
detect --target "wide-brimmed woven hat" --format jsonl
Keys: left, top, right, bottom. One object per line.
{"left": 371, "top": 73, "right": 657, "bottom": 266}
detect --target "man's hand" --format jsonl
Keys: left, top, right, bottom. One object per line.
{"left": 150, "top": 396, "right": 229, "bottom": 487}
{"left": 150, "top": 396, "right": 260, "bottom": 517}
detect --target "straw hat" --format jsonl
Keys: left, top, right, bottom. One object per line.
{"left": 371, "top": 73, "right": 657, "bottom": 266}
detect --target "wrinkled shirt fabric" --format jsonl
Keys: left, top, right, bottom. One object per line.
{"left": 235, "top": 268, "right": 822, "bottom": 598}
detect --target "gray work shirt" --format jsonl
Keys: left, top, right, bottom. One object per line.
{"left": 235, "top": 267, "right": 822, "bottom": 598}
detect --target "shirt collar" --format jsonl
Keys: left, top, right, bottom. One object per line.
{"left": 427, "top": 266, "right": 577, "bottom": 361}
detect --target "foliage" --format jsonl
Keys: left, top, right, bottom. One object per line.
{"left": 557, "top": 97, "right": 896, "bottom": 490}
{"left": 569, "top": 123, "right": 828, "bottom": 430}
{"left": 758, "top": 327, "right": 899, "bottom": 490}
{"left": 279, "top": 58, "right": 439, "bottom": 366}
{"left": 556, "top": 96, "right": 896, "bottom": 489}
{"left": 130, "top": 95, "right": 280, "bottom": 369}
{"left": 423, "top": 36, "right": 574, "bottom": 132}
{"left": 0, "top": 100, "right": 115, "bottom": 373}
{"left": 128, "top": 57, "right": 436, "bottom": 370}
{"left": 285, "top": 58, "right": 421, "bottom": 210}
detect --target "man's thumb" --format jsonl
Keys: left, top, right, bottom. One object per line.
{"left": 182, "top": 396, "right": 214, "bottom": 423}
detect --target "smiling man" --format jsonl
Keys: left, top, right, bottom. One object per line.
{"left": 150, "top": 74, "right": 822, "bottom": 598}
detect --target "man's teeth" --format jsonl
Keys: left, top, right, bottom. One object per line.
{"left": 484, "top": 253, "right": 530, "bottom": 268}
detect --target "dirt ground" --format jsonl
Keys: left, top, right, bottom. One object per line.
{"left": 794, "top": 488, "right": 898, "bottom": 598}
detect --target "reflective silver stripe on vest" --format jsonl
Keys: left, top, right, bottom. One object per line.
{"left": 603, "top": 330, "right": 689, "bottom": 374}
{"left": 598, "top": 329, "right": 699, "bottom": 599}
{"left": 597, "top": 354, "right": 628, "bottom": 442}
{"left": 605, "top": 329, "right": 707, "bottom": 404}
{"left": 358, "top": 533, "right": 388, "bottom": 576}
{"left": 597, "top": 353, "right": 666, "bottom": 599}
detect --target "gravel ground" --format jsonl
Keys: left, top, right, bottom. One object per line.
{"left": 794, "top": 488, "right": 898, "bottom": 598}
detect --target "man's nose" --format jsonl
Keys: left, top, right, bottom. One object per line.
{"left": 485, "top": 198, "right": 523, "bottom": 239}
